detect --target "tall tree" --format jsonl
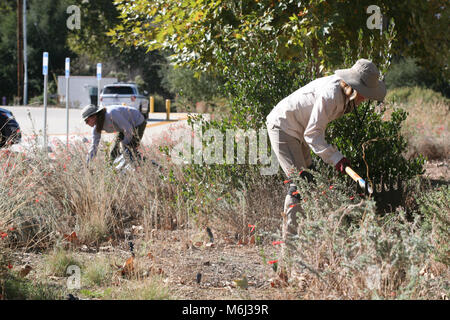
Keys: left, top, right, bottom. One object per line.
{"left": 0, "top": 2, "right": 17, "bottom": 103}
{"left": 66, "top": 0, "right": 169, "bottom": 95}
{"left": 110, "top": 0, "right": 448, "bottom": 81}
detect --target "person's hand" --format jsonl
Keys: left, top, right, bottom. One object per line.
{"left": 335, "top": 157, "right": 350, "bottom": 173}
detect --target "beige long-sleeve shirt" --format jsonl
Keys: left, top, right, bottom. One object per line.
{"left": 266, "top": 74, "right": 348, "bottom": 166}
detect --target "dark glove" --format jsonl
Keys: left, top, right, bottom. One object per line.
{"left": 335, "top": 157, "right": 350, "bottom": 173}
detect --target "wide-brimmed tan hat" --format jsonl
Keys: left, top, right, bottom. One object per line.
{"left": 81, "top": 104, "right": 103, "bottom": 122}
{"left": 335, "top": 59, "right": 386, "bottom": 101}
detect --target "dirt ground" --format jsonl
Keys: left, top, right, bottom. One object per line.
{"left": 8, "top": 159, "right": 450, "bottom": 300}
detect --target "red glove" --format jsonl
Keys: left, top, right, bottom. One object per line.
{"left": 335, "top": 157, "right": 350, "bottom": 173}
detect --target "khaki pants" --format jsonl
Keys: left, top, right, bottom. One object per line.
{"left": 267, "top": 123, "right": 312, "bottom": 237}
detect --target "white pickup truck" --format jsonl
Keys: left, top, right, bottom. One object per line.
{"left": 99, "top": 83, "right": 149, "bottom": 119}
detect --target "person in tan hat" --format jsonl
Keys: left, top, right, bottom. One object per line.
{"left": 81, "top": 104, "right": 147, "bottom": 164}
{"left": 266, "top": 59, "right": 386, "bottom": 240}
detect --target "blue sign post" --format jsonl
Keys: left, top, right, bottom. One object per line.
{"left": 43, "top": 52, "right": 49, "bottom": 151}
{"left": 65, "top": 58, "right": 70, "bottom": 148}
{"left": 97, "top": 63, "right": 102, "bottom": 107}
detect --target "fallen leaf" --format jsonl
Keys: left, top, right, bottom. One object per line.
{"left": 147, "top": 252, "right": 154, "bottom": 259}
{"left": 120, "top": 256, "right": 134, "bottom": 276}
{"left": 151, "top": 267, "right": 165, "bottom": 276}
{"left": 237, "top": 238, "right": 248, "bottom": 245}
{"left": 249, "top": 235, "right": 255, "bottom": 244}
{"left": 63, "top": 231, "right": 78, "bottom": 243}
{"left": 19, "top": 265, "right": 33, "bottom": 278}
{"left": 269, "top": 278, "right": 282, "bottom": 288}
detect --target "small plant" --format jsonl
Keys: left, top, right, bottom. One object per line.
{"left": 44, "top": 248, "right": 82, "bottom": 277}
{"left": 82, "top": 257, "right": 115, "bottom": 287}
{"left": 102, "top": 276, "right": 171, "bottom": 300}
{"left": 418, "top": 185, "right": 450, "bottom": 266}
{"left": 1, "top": 275, "right": 64, "bottom": 300}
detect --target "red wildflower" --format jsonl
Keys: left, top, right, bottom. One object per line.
{"left": 268, "top": 260, "right": 278, "bottom": 265}
{"left": 272, "top": 241, "right": 284, "bottom": 246}
{"left": 248, "top": 224, "right": 255, "bottom": 233}
{"left": 1, "top": 232, "right": 7, "bottom": 239}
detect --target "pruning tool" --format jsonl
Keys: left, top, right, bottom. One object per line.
{"left": 345, "top": 166, "right": 373, "bottom": 194}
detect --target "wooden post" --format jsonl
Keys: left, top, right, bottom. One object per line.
{"left": 165, "top": 99, "right": 171, "bottom": 120}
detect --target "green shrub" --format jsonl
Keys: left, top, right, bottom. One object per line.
{"left": 168, "top": 47, "right": 425, "bottom": 218}
{"left": 385, "top": 58, "right": 424, "bottom": 89}
{"left": 1, "top": 276, "right": 64, "bottom": 300}
{"left": 386, "top": 87, "right": 450, "bottom": 106}
{"left": 326, "top": 102, "right": 425, "bottom": 188}
{"left": 160, "top": 64, "right": 224, "bottom": 110}
{"left": 385, "top": 58, "right": 450, "bottom": 98}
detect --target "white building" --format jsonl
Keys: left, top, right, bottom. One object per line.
{"left": 57, "top": 76, "right": 117, "bottom": 108}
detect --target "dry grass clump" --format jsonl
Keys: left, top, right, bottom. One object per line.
{"left": 280, "top": 170, "right": 449, "bottom": 300}
{"left": 0, "top": 138, "right": 188, "bottom": 249}
{"left": 201, "top": 172, "right": 285, "bottom": 241}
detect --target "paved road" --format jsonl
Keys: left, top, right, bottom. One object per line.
{"left": 3, "top": 106, "right": 195, "bottom": 152}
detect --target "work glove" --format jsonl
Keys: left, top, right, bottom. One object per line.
{"left": 335, "top": 157, "right": 350, "bottom": 174}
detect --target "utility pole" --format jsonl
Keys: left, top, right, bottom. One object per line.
{"left": 17, "top": 0, "right": 24, "bottom": 105}
{"left": 23, "top": 0, "right": 28, "bottom": 105}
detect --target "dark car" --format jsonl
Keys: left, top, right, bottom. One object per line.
{"left": 0, "top": 108, "right": 21, "bottom": 148}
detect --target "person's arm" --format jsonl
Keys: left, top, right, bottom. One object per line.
{"left": 86, "top": 127, "right": 101, "bottom": 164}
{"left": 303, "top": 91, "right": 344, "bottom": 166}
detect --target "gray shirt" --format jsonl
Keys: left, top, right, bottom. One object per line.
{"left": 88, "top": 105, "right": 145, "bottom": 161}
